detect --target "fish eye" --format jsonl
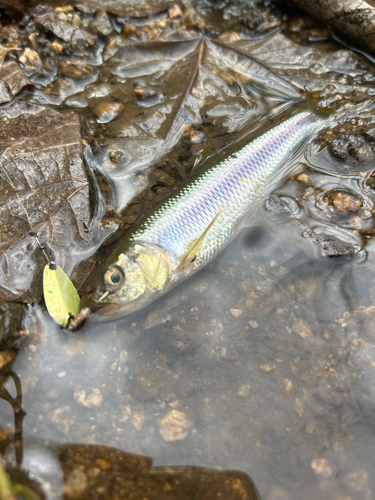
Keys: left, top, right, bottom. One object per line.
{"left": 102, "top": 266, "right": 125, "bottom": 291}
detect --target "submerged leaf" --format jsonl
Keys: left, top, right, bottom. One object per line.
{"left": 43, "top": 265, "right": 80, "bottom": 327}
{"left": 0, "top": 61, "right": 31, "bottom": 104}
{"left": 31, "top": 5, "right": 95, "bottom": 45}
{"left": 0, "top": 102, "right": 93, "bottom": 303}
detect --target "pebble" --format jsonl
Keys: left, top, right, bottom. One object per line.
{"left": 64, "top": 469, "right": 88, "bottom": 499}
{"left": 218, "top": 31, "right": 242, "bottom": 41}
{"left": 294, "top": 398, "right": 303, "bottom": 417}
{"left": 168, "top": 4, "right": 183, "bottom": 18}
{"left": 230, "top": 308, "right": 242, "bottom": 318}
{"left": 332, "top": 192, "right": 361, "bottom": 214}
{"left": 93, "top": 102, "right": 123, "bottom": 123}
{"left": 60, "top": 60, "right": 94, "bottom": 79}
{"left": 158, "top": 410, "right": 191, "bottom": 441}
{"left": 73, "top": 387, "right": 103, "bottom": 408}
{"left": 237, "top": 384, "right": 251, "bottom": 397}
{"left": 310, "top": 458, "right": 332, "bottom": 478}
{"left": 19, "top": 48, "right": 42, "bottom": 71}
{"left": 249, "top": 320, "right": 258, "bottom": 328}
{"left": 55, "top": 5, "right": 74, "bottom": 14}
{"left": 131, "top": 411, "right": 145, "bottom": 430}
{"left": 95, "top": 458, "right": 111, "bottom": 470}
{"left": 51, "top": 41, "right": 64, "bottom": 53}
{"left": 292, "top": 318, "right": 313, "bottom": 342}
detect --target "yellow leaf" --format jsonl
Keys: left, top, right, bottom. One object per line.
{"left": 43, "top": 265, "right": 80, "bottom": 327}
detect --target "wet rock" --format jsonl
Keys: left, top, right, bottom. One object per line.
{"left": 158, "top": 410, "right": 191, "bottom": 441}
{"left": 73, "top": 387, "right": 103, "bottom": 407}
{"left": 72, "top": 14, "right": 81, "bottom": 27}
{"left": 329, "top": 139, "right": 348, "bottom": 161}
{"left": 297, "top": 173, "right": 309, "bottom": 183}
{"left": 364, "top": 127, "right": 375, "bottom": 142}
{"left": 123, "top": 23, "right": 138, "bottom": 38}
{"left": 19, "top": 48, "right": 42, "bottom": 71}
{"left": 64, "top": 468, "right": 89, "bottom": 499}
{"left": 93, "top": 102, "right": 123, "bottom": 123}
{"left": 103, "top": 36, "right": 129, "bottom": 60}
{"left": 60, "top": 60, "right": 94, "bottom": 79}
{"left": 332, "top": 192, "right": 361, "bottom": 215}
{"left": 95, "top": 458, "right": 111, "bottom": 470}
{"left": 133, "top": 86, "right": 159, "bottom": 100}
{"left": 310, "top": 458, "right": 332, "bottom": 478}
{"left": 347, "top": 135, "right": 367, "bottom": 161}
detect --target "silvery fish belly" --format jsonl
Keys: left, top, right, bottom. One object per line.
{"left": 81, "top": 111, "right": 320, "bottom": 320}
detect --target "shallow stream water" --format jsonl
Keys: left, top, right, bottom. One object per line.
{"left": 2, "top": 1, "right": 375, "bottom": 499}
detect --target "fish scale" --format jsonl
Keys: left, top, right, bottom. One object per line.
{"left": 131, "top": 111, "right": 320, "bottom": 274}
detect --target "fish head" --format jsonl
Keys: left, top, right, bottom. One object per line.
{"left": 81, "top": 243, "right": 172, "bottom": 320}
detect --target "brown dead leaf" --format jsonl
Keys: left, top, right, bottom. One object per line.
{"left": 31, "top": 5, "right": 95, "bottom": 45}
{"left": 0, "top": 45, "right": 16, "bottom": 69}
{"left": 0, "top": 61, "right": 31, "bottom": 104}
{"left": 79, "top": 0, "right": 182, "bottom": 17}
{"left": 0, "top": 101, "right": 92, "bottom": 302}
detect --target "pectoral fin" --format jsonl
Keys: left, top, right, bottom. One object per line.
{"left": 179, "top": 209, "right": 221, "bottom": 269}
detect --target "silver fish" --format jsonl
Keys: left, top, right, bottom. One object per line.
{"left": 81, "top": 111, "right": 320, "bottom": 320}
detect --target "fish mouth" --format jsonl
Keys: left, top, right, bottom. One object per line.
{"left": 79, "top": 286, "right": 131, "bottom": 322}
{"left": 90, "top": 301, "right": 122, "bottom": 317}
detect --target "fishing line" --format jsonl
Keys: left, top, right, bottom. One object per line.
{"left": 3, "top": 167, "right": 56, "bottom": 268}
